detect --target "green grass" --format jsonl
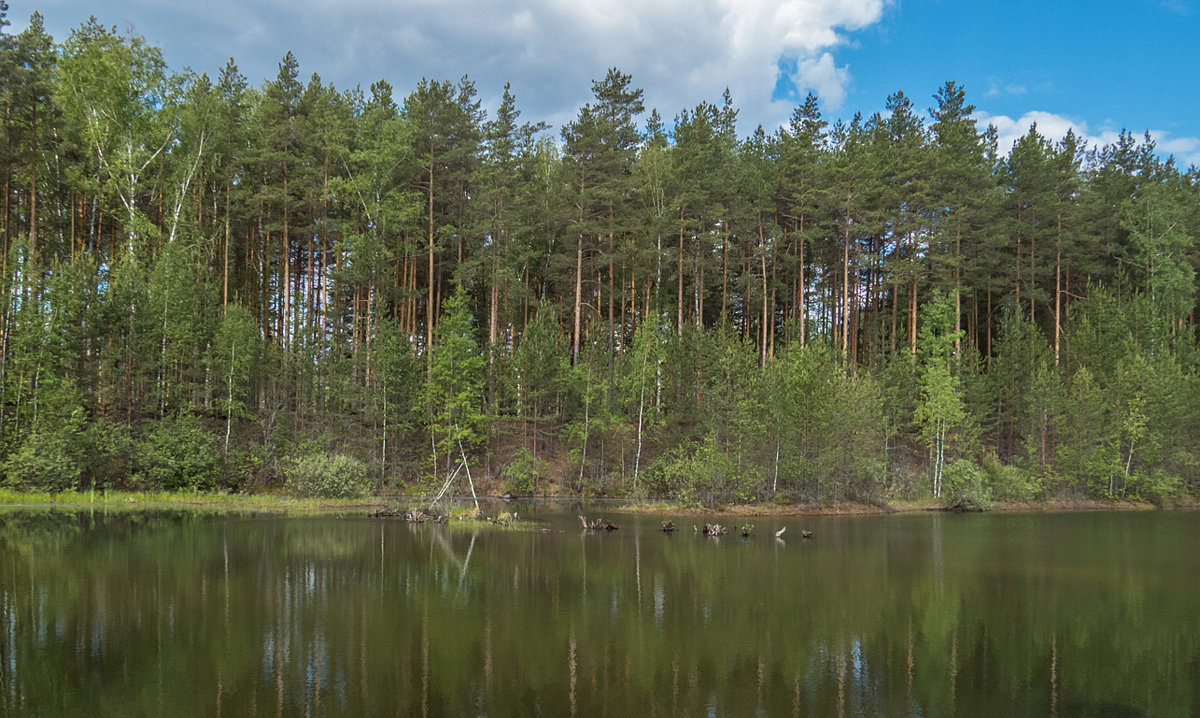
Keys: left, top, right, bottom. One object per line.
{"left": 0, "top": 487, "right": 384, "bottom": 514}
{"left": 0, "top": 489, "right": 541, "bottom": 526}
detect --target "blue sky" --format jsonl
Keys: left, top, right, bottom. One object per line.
{"left": 832, "top": 1, "right": 1200, "bottom": 163}
{"left": 11, "top": 0, "right": 1200, "bottom": 165}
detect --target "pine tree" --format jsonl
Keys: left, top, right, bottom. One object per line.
{"left": 929, "top": 81, "right": 994, "bottom": 356}
{"left": 776, "top": 92, "right": 829, "bottom": 348}
{"left": 404, "top": 77, "right": 481, "bottom": 357}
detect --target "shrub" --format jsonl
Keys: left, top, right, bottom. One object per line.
{"left": 3, "top": 429, "right": 83, "bottom": 492}
{"left": 647, "top": 432, "right": 755, "bottom": 507}
{"left": 286, "top": 453, "right": 372, "bottom": 499}
{"left": 502, "top": 447, "right": 548, "bottom": 495}
{"left": 139, "top": 414, "right": 222, "bottom": 491}
{"left": 1127, "top": 469, "right": 1182, "bottom": 508}
{"left": 943, "top": 458, "right": 991, "bottom": 510}
{"left": 981, "top": 453, "right": 1041, "bottom": 501}
{"left": 79, "top": 418, "right": 134, "bottom": 489}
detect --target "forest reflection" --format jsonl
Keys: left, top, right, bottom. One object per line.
{"left": 1, "top": 507, "right": 1195, "bottom": 716}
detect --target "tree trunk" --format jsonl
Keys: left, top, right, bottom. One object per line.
{"left": 572, "top": 235, "right": 583, "bottom": 365}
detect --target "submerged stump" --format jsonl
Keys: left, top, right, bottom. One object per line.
{"left": 579, "top": 515, "right": 620, "bottom": 531}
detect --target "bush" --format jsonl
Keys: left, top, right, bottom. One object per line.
{"left": 981, "top": 453, "right": 1041, "bottom": 501}
{"left": 139, "top": 414, "right": 222, "bottom": 491}
{"left": 286, "top": 453, "right": 372, "bottom": 498}
{"left": 79, "top": 418, "right": 134, "bottom": 490}
{"left": 647, "top": 432, "right": 756, "bottom": 507}
{"left": 943, "top": 458, "right": 991, "bottom": 510}
{"left": 1127, "top": 469, "right": 1182, "bottom": 508}
{"left": 502, "top": 447, "right": 548, "bottom": 495}
{"left": 3, "top": 429, "right": 83, "bottom": 492}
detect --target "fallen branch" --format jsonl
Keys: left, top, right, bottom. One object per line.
{"left": 371, "top": 507, "right": 446, "bottom": 523}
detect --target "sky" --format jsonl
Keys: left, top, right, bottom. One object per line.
{"left": 10, "top": 0, "right": 1200, "bottom": 166}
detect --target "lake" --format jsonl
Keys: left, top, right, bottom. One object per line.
{"left": 1, "top": 504, "right": 1197, "bottom": 716}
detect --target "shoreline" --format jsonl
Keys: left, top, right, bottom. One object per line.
{"left": 614, "top": 496, "right": 1182, "bottom": 517}
{"left": 1, "top": 488, "right": 1193, "bottom": 517}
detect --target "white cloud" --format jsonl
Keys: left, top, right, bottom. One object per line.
{"left": 1152, "top": 132, "right": 1200, "bottom": 168}
{"left": 984, "top": 77, "right": 1027, "bottom": 99}
{"left": 790, "top": 53, "right": 851, "bottom": 110}
{"left": 23, "top": 0, "right": 888, "bottom": 134}
{"left": 979, "top": 110, "right": 1120, "bottom": 156}
{"left": 977, "top": 110, "right": 1200, "bottom": 168}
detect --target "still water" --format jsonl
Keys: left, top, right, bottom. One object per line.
{"left": 0, "top": 505, "right": 1196, "bottom": 716}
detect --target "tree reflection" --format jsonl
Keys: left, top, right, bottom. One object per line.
{"left": 0, "top": 509, "right": 1196, "bottom": 715}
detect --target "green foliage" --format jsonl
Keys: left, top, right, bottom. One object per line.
{"left": 1125, "top": 469, "right": 1182, "bottom": 507}
{"left": 501, "top": 447, "right": 548, "bottom": 495}
{"left": 980, "top": 453, "right": 1040, "bottom": 502}
{"left": 285, "top": 452, "right": 372, "bottom": 499}
{"left": 513, "top": 302, "right": 568, "bottom": 420}
{"left": 915, "top": 290, "right": 966, "bottom": 498}
{"left": 648, "top": 432, "right": 755, "bottom": 507}
{"left": 79, "top": 418, "right": 135, "bottom": 489}
{"left": 1122, "top": 181, "right": 1196, "bottom": 325}
{"left": 208, "top": 307, "right": 261, "bottom": 420}
{"left": 425, "top": 287, "right": 487, "bottom": 469}
{"left": 3, "top": 423, "right": 84, "bottom": 492}
{"left": 942, "top": 459, "right": 991, "bottom": 510}
{"left": 138, "top": 414, "right": 222, "bottom": 491}
{"left": 763, "top": 341, "right": 887, "bottom": 502}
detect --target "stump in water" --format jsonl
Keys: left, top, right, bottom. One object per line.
{"left": 740, "top": 524, "right": 754, "bottom": 537}
{"left": 662, "top": 521, "right": 676, "bottom": 533}
{"left": 702, "top": 523, "right": 727, "bottom": 537}
{"left": 801, "top": 530, "right": 813, "bottom": 539}
{"left": 579, "top": 515, "right": 620, "bottom": 531}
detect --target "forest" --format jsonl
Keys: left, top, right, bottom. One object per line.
{"left": 2, "top": 7, "right": 1199, "bottom": 506}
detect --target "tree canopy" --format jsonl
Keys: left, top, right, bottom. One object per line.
{"left": 2, "top": 9, "right": 1200, "bottom": 505}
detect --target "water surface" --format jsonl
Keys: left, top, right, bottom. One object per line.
{"left": 1, "top": 505, "right": 1196, "bottom": 716}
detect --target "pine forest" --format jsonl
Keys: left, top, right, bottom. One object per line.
{"left": 3, "top": 8, "right": 1200, "bottom": 507}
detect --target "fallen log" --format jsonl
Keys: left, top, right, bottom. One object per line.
{"left": 370, "top": 507, "right": 446, "bottom": 523}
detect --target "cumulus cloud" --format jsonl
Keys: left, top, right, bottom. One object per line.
{"left": 1149, "top": 132, "right": 1200, "bottom": 168}
{"left": 977, "top": 110, "right": 1200, "bottom": 168}
{"left": 790, "top": 53, "right": 852, "bottom": 110}
{"left": 979, "top": 110, "right": 1120, "bottom": 156}
{"left": 28, "top": 0, "right": 888, "bottom": 133}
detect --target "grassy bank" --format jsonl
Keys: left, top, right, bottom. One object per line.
{"left": 0, "top": 488, "right": 384, "bottom": 514}
{"left": 3, "top": 488, "right": 1191, "bottom": 517}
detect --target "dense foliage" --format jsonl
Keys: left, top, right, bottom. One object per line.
{"left": 2, "top": 7, "right": 1199, "bottom": 505}
{"left": 285, "top": 453, "right": 371, "bottom": 499}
